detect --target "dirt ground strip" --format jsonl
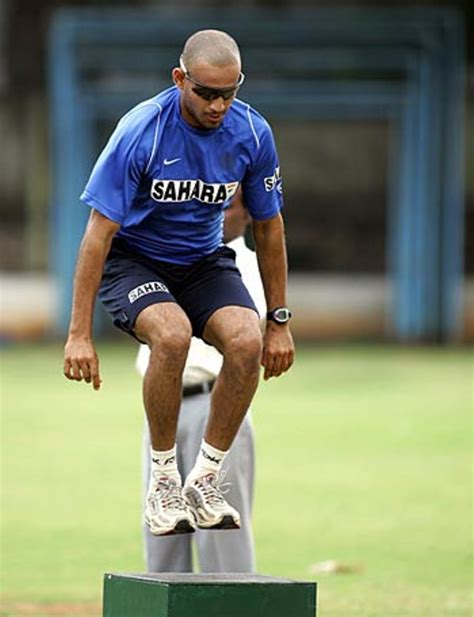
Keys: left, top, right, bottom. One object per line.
{"left": 0, "top": 603, "right": 101, "bottom": 617}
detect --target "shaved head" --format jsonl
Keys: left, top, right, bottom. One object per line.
{"left": 181, "top": 30, "right": 241, "bottom": 71}
{"left": 174, "top": 30, "right": 243, "bottom": 130}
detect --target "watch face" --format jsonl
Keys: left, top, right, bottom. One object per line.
{"left": 273, "top": 308, "right": 291, "bottom": 323}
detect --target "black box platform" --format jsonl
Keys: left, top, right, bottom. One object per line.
{"left": 103, "top": 572, "right": 317, "bottom": 617}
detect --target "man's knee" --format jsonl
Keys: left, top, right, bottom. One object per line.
{"left": 150, "top": 319, "right": 192, "bottom": 359}
{"left": 136, "top": 304, "right": 192, "bottom": 361}
{"left": 225, "top": 329, "right": 262, "bottom": 375}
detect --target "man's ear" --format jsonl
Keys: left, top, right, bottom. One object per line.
{"left": 172, "top": 68, "right": 185, "bottom": 90}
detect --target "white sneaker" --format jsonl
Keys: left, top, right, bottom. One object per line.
{"left": 145, "top": 476, "right": 196, "bottom": 536}
{"left": 183, "top": 472, "right": 241, "bottom": 530}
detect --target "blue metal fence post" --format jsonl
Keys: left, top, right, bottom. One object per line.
{"left": 49, "top": 13, "right": 91, "bottom": 335}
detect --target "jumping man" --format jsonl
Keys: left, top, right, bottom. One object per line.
{"left": 63, "top": 29, "right": 294, "bottom": 536}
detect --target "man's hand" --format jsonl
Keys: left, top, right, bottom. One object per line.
{"left": 64, "top": 337, "right": 101, "bottom": 390}
{"left": 261, "top": 322, "right": 295, "bottom": 380}
{"left": 62, "top": 209, "right": 119, "bottom": 391}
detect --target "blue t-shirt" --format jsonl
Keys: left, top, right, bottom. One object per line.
{"left": 81, "top": 86, "right": 283, "bottom": 265}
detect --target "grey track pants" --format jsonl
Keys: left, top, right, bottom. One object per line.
{"left": 142, "top": 391, "right": 256, "bottom": 573}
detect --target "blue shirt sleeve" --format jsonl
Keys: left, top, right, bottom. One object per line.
{"left": 80, "top": 105, "right": 156, "bottom": 224}
{"left": 242, "top": 121, "right": 283, "bottom": 221}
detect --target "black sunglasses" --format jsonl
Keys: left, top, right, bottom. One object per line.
{"left": 179, "top": 57, "right": 245, "bottom": 101}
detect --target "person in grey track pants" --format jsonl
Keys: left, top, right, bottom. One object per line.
{"left": 136, "top": 192, "right": 266, "bottom": 572}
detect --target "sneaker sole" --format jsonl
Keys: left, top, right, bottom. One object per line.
{"left": 146, "top": 517, "right": 195, "bottom": 537}
{"left": 196, "top": 514, "right": 241, "bottom": 530}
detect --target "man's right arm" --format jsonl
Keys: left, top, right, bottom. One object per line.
{"left": 63, "top": 209, "right": 120, "bottom": 390}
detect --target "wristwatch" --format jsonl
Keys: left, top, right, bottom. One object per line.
{"left": 266, "top": 307, "right": 292, "bottom": 324}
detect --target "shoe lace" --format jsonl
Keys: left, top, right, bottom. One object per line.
{"left": 195, "top": 473, "right": 230, "bottom": 506}
{"left": 152, "top": 477, "right": 187, "bottom": 511}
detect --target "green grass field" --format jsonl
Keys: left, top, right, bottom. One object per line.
{"left": 1, "top": 342, "right": 472, "bottom": 616}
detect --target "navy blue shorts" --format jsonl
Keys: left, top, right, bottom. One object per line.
{"left": 98, "top": 238, "right": 258, "bottom": 341}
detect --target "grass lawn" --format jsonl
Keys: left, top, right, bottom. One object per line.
{"left": 1, "top": 342, "right": 472, "bottom": 616}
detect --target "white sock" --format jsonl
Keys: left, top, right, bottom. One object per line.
{"left": 149, "top": 445, "right": 181, "bottom": 486}
{"left": 187, "top": 440, "right": 228, "bottom": 483}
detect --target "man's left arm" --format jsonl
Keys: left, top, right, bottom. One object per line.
{"left": 252, "top": 213, "right": 295, "bottom": 380}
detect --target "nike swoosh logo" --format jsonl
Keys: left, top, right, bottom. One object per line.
{"left": 163, "top": 157, "right": 181, "bottom": 165}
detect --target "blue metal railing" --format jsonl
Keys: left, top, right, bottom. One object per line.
{"left": 48, "top": 7, "right": 465, "bottom": 341}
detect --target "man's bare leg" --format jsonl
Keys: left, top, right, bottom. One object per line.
{"left": 135, "top": 302, "right": 195, "bottom": 536}
{"left": 134, "top": 302, "right": 192, "bottom": 450}
{"left": 203, "top": 306, "right": 262, "bottom": 450}
{"left": 183, "top": 306, "right": 262, "bottom": 530}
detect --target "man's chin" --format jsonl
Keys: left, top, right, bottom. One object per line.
{"left": 200, "top": 115, "right": 224, "bottom": 129}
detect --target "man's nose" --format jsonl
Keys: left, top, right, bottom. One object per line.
{"left": 209, "top": 97, "right": 226, "bottom": 112}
